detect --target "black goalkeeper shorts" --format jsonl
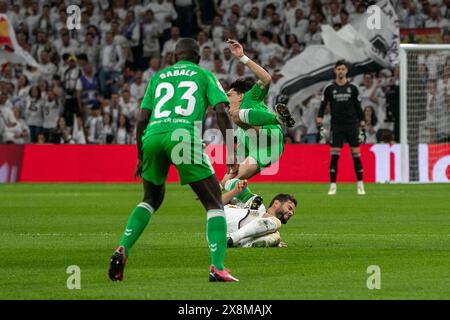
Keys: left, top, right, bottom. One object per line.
{"left": 330, "top": 124, "right": 360, "bottom": 148}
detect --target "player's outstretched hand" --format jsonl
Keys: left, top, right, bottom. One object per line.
{"left": 235, "top": 179, "right": 248, "bottom": 193}
{"left": 134, "top": 160, "right": 143, "bottom": 179}
{"left": 227, "top": 39, "right": 244, "bottom": 59}
{"left": 277, "top": 240, "right": 288, "bottom": 248}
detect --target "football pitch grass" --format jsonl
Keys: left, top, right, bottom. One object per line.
{"left": 1, "top": 183, "right": 449, "bottom": 300}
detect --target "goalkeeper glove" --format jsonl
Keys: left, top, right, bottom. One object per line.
{"left": 317, "top": 123, "right": 327, "bottom": 143}
{"left": 358, "top": 128, "right": 367, "bottom": 144}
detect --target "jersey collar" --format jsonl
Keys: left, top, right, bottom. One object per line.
{"left": 175, "top": 60, "right": 197, "bottom": 67}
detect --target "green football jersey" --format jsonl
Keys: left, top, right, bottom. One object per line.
{"left": 236, "top": 83, "right": 282, "bottom": 154}
{"left": 141, "top": 60, "right": 229, "bottom": 136}
{"left": 240, "top": 83, "right": 269, "bottom": 111}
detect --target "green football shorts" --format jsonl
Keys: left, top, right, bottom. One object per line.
{"left": 141, "top": 131, "right": 215, "bottom": 185}
{"left": 237, "top": 127, "right": 284, "bottom": 171}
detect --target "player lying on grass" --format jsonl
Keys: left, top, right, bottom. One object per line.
{"left": 221, "top": 179, "right": 297, "bottom": 248}
{"left": 220, "top": 39, "right": 295, "bottom": 204}
{"left": 108, "top": 38, "right": 239, "bottom": 283}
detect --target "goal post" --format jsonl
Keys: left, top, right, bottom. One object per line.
{"left": 399, "top": 44, "right": 450, "bottom": 183}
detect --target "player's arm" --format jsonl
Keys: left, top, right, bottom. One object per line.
{"left": 317, "top": 85, "right": 330, "bottom": 124}
{"left": 221, "top": 179, "right": 247, "bottom": 205}
{"left": 215, "top": 102, "right": 238, "bottom": 174}
{"left": 227, "top": 39, "right": 271, "bottom": 88}
{"left": 352, "top": 84, "right": 365, "bottom": 127}
{"left": 205, "top": 69, "right": 239, "bottom": 174}
{"left": 135, "top": 79, "right": 153, "bottom": 177}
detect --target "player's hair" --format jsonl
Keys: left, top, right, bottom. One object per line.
{"left": 335, "top": 59, "right": 348, "bottom": 69}
{"left": 175, "top": 38, "right": 200, "bottom": 64}
{"left": 269, "top": 194, "right": 297, "bottom": 207}
{"left": 229, "top": 77, "right": 255, "bottom": 94}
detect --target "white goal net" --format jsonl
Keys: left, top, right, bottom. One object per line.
{"left": 400, "top": 44, "right": 450, "bottom": 183}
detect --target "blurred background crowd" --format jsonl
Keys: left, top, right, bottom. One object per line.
{"left": 0, "top": 0, "right": 437, "bottom": 145}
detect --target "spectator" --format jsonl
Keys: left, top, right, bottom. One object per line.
{"left": 62, "top": 54, "right": 82, "bottom": 127}
{"left": 174, "top": 0, "right": 195, "bottom": 37}
{"left": 119, "top": 90, "right": 138, "bottom": 124}
{"left": 286, "top": 8, "right": 309, "bottom": 41}
{"left": 121, "top": 10, "right": 141, "bottom": 69}
{"left": 3, "top": 107, "right": 28, "bottom": 144}
{"left": 76, "top": 63, "right": 99, "bottom": 116}
{"left": 253, "top": 31, "right": 284, "bottom": 67}
{"left": 304, "top": 20, "right": 322, "bottom": 45}
{"left": 143, "top": 57, "right": 161, "bottom": 80}
{"left": 61, "top": 127, "right": 75, "bottom": 144}
{"left": 364, "top": 106, "right": 379, "bottom": 144}
{"left": 100, "top": 113, "right": 115, "bottom": 144}
{"left": 425, "top": 4, "right": 450, "bottom": 28}
{"left": 161, "top": 26, "right": 181, "bottom": 57}
{"left": 130, "top": 71, "right": 147, "bottom": 101}
{"left": 99, "top": 32, "right": 125, "bottom": 98}
{"left": 86, "top": 104, "right": 103, "bottom": 144}
{"left": 199, "top": 46, "right": 215, "bottom": 71}
{"left": 115, "top": 114, "right": 131, "bottom": 144}
{"left": 24, "top": 86, "right": 44, "bottom": 142}
{"left": 141, "top": 9, "right": 162, "bottom": 66}
{"left": 42, "top": 90, "right": 61, "bottom": 140}
{"left": 148, "top": 0, "right": 178, "bottom": 45}
{"left": 359, "top": 73, "right": 386, "bottom": 125}
{"left": 300, "top": 93, "right": 321, "bottom": 143}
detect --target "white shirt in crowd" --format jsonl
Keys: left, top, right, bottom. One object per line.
{"left": 42, "top": 99, "right": 61, "bottom": 130}
{"left": 100, "top": 43, "right": 126, "bottom": 71}
{"left": 142, "top": 22, "right": 161, "bottom": 57}
{"left": 130, "top": 82, "right": 147, "bottom": 101}
{"left": 253, "top": 42, "right": 284, "bottom": 67}
{"left": 161, "top": 38, "right": 179, "bottom": 56}
{"left": 3, "top": 118, "right": 29, "bottom": 144}
{"left": 25, "top": 97, "right": 44, "bottom": 127}
{"left": 301, "top": 94, "right": 321, "bottom": 135}
{"left": 146, "top": 1, "right": 178, "bottom": 31}
{"left": 87, "top": 114, "right": 103, "bottom": 144}
{"left": 115, "top": 127, "right": 130, "bottom": 144}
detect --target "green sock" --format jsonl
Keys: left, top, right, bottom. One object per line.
{"left": 240, "top": 109, "right": 279, "bottom": 126}
{"left": 119, "top": 202, "right": 154, "bottom": 257}
{"left": 207, "top": 210, "right": 227, "bottom": 270}
{"left": 224, "top": 178, "right": 254, "bottom": 203}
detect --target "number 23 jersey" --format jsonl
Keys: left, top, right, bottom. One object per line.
{"left": 141, "top": 60, "right": 229, "bottom": 137}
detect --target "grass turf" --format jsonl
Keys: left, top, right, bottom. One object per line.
{"left": 0, "top": 183, "right": 449, "bottom": 300}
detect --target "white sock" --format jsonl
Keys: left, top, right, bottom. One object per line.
{"left": 230, "top": 217, "right": 280, "bottom": 243}
{"left": 330, "top": 183, "right": 337, "bottom": 188}
{"left": 357, "top": 181, "right": 364, "bottom": 187}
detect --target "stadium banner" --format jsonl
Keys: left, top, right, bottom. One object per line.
{"left": 400, "top": 28, "right": 442, "bottom": 44}
{"left": 4, "top": 144, "right": 448, "bottom": 183}
{"left": 0, "top": 14, "right": 44, "bottom": 71}
{"left": 273, "top": 0, "right": 399, "bottom": 119}
{"left": 0, "top": 144, "right": 24, "bottom": 183}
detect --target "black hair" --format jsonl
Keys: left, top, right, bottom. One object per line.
{"left": 269, "top": 194, "right": 298, "bottom": 207}
{"left": 229, "top": 77, "right": 255, "bottom": 94}
{"left": 335, "top": 59, "right": 348, "bottom": 68}
{"left": 363, "top": 106, "right": 378, "bottom": 126}
{"left": 175, "top": 38, "right": 200, "bottom": 64}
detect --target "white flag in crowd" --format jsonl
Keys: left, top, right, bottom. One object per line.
{"left": 0, "top": 14, "right": 44, "bottom": 71}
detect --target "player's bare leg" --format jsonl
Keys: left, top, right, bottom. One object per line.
{"left": 109, "top": 180, "right": 165, "bottom": 281}
{"left": 221, "top": 157, "right": 261, "bottom": 207}
{"left": 328, "top": 147, "right": 340, "bottom": 195}
{"left": 190, "top": 175, "right": 239, "bottom": 282}
{"left": 351, "top": 146, "right": 365, "bottom": 195}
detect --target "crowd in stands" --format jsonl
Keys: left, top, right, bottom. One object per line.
{"left": 397, "top": 0, "right": 450, "bottom": 143}
{"left": 0, "top": 0, "right": 400, "bottom": 145}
